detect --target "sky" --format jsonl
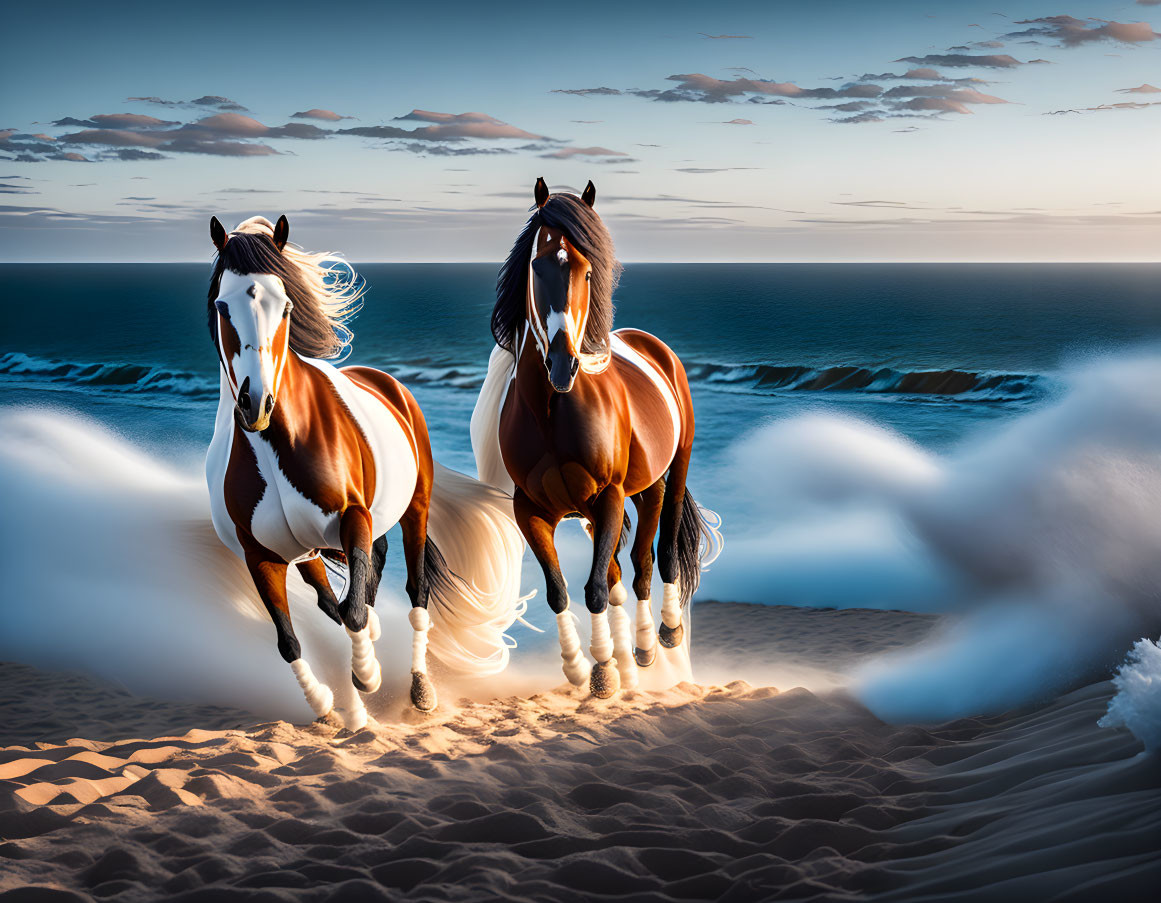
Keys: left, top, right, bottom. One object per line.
{"left": 1, "top": 0, "right": 1159, "bottom": 262}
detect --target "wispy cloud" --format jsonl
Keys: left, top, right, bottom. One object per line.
{"left": 291, "top": 109, "right": 354, "bottom": 121}
{"left": 128, "top": 95, "right": 247, "bottom": 112}
{"left": 698, "top": 33, "right": 752, "bottom": 39}
{"left": 1005, "top": 16, "right": 1160, "bottom": 47}
{"left": 893, "top": 53, "right": 1023, "bottom": 68}
{"left": 540, "top": 146, "right": 632, "bottom": 159}
{"left": 1117, "top": 83, "right": 1161, "bottom": 94}
{"left": 339, "top": 110, "right": 545, "bottom": 141}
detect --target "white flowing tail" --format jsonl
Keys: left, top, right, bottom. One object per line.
{"left": 471, "top": 344, "right": 516, "bottom": 493}
{"left": 424, "top": 462, "right": 526, "bottom": 677}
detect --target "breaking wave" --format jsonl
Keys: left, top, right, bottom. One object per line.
{"left": 686, "top": 361, "right": 1051, "bottom": 401}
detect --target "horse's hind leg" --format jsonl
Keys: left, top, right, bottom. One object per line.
{"left": 338, "top": 506, "right": 382, "bottom": 704}
{"left": 657, "top": 445, "right": 692, "bottom": 648}
{"left": 363, "top": 534, "right": 388, "bottom": 643}
{"left": 399, "top": 499, "right": 436, "bottom": 713}
{"left": 296, "top": 557, "right": 341, "bottom": 625}
{"left": 585, "top": 484, "right": 626, "bottom": 699}
{"left": 244, "top": 541, "right": 334, "bottom": 723}
{"left": 514, "top": 489, "right": 590, "bottom": 687}
{"left": 605, "top": 522, "right": 638, "bottom": 690}
{"left": 629, "top": 478, "right": 665, "bottom": 666}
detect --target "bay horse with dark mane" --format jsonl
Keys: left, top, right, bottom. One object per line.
{"left": 472, "top": 179, "right": 721, "bottom": 698}
{"left": 206, "top": 215, "right": 524, "bottom": 728}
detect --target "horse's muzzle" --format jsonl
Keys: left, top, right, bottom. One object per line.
{"left": 235, "top": 382, "right": 274, "bottom": 432}
{"left": 546, "top": 338, "right": 579, "bottom": 393}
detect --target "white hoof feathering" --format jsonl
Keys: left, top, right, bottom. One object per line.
{"left": 367, "top": 606, "right": 382, "bottom": 642}
{"left": 409, "top": 606, "right": 432, "bottom": 675}
{"left": 348, "top": 624, "right": 382, "bottom": 693}
{"left": 661, "top": 583, "right": 682, "bottom": 629}
{"left": 556, "top": 607, "right": 591, "bottom": 686}
{"left": 590, "top": 609, "right": 614, "bottom": 664}
{"left": 636, "top": 596, "right": 657, "bottom": 652}
{"left": 290, "top": 659, "right": 334, "bottom": 718}
{"left": 608, "top": 591, "right": 639, "bottom": 690}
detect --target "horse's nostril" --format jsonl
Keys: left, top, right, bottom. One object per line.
{"left": 238, "top": 392, "right": 252, "bottom": 413}
{"left": 264, "top": 395, "right": 274, "bottom": 414}
{"left": 570, "top": 358, "right": 579, "bottom": 376}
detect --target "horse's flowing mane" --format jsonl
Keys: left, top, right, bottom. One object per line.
{"left": 208, "top": 216, "right": 364, "bottom": 360}
{"left": 493, "top": 193, "right": 621, "bottom": 356}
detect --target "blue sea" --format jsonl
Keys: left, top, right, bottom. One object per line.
{"left": 3, "top": 262, "right": 1158, "bottom": 466}
{"left": 3, "top": 262, "right": 1161, "bottom": 719}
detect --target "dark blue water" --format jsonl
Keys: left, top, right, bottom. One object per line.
{"left": 2, "top": 262, "right": 1159, "bottom": 480}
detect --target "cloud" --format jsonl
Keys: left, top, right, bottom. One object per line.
{"left": 1006, "top": 16, "right": 1159, "bottom": 47}
{"left": 894, "top": 53, "right": 1023, "bottom": 68}
{"left": 291, "top": 109, "right": 353, "bottom": 121}
{"left": 698, "top": 33, "right": 752, "bottom": 39}
{"left": 53, "top": 112, "right": 328, "bottom": 159}
{"left": 721, "top": 118, "right": 753, "bottom": 124}
{"left": 550, "top": 88, "right": 623, "bottom": 97}
{"left": 629, "top": 73, "right": 883, "bottom": 104}
{"left": 340, "top": 110, "right": 544, "bottom": 141}
{"left": 882, "top": 85, "right": 1011, "bottom": 114}
{"left": 539, "top": 146, "right": 631, "bottom": 159}
{"left": 390, "top": 143, "right": 517, "bottom": 156}
{"left": 52, "top": 114, "right": 179, "bottom": 130}
{"left": 1118, "top": 83, "right": 1161, "bottom": 94}
{"left": 128, "top": 95, "right": 247, "bottom": 112}
{"left": 1044, "top": 101, "right": 1161, "bottom": 114}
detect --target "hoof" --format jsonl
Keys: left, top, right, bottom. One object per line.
{"left": 659, "top": 622, "right": 684, "bottom": 648}
{"left": 634, "top": 645, "right": 656, "bottom": 668}
{"left": 590, "top": 661, "right": 620, "bottom": 699}
{"left": 317, "top": 598, "right": 342, "bottom": 625}
{"left": 410, "top": 672, "right": 437, "bottom": 713}
{"left": 352, "top": 668, "right": 381, "bottom": 694}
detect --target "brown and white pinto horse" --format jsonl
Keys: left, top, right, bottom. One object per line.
{"left": 206, "top": 215, "right": 525, "bottom": 728}
{"left": 472, "top": 180, "right": 721, "bottom": 699}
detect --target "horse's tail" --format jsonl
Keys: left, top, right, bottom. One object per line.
{"left": 422, "top": 462, "right": 528, "bottom": 677}
{"left": 674, "top": 489, "right": 725, "bottom": 608}
{"left": 470, "top": 344, "right": 516, "bottom": 494}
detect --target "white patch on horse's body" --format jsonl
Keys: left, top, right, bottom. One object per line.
{"left": 207, "top": 357, "right": 419, "bottom": 565}
{"left": 611, "top": 331, "right": 682, "bottom": 465}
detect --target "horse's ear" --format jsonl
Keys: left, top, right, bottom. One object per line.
{"left": 534, "top": 177, "right": 549, "bottom": 208}
{"left": 273, "top": 215, "right": 289, "bottom": 252}
{"left": 210, "top": 216, "right": 228, "bottom": 251}
{"left": 581, "top": 180, "right": 596, "bottom": 208}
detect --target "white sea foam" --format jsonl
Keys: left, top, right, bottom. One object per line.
{"left": 1099, "top": 638, "right": 1161, "bottom": 753}
{"left": 700, "top": 353, "right": 1161, "bottom": 720}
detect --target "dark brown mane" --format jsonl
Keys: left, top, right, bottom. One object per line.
{"left": 493, "top": 193, "right": 620, "bottom": 355}
{"left": 208, "top": 231, "right": 357, "bottom": 360}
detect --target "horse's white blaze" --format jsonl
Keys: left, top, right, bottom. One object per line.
{"left": 556, "top": 248, "right": 568, "bottom": 265}
{"left": 216, "top": 272, "right": 289, "bottom": 405}
{"left": 545, "top": 309, "right": 568, "bottom": 340}
{"left": 611, "top": 331, "right": 682, "bottom": 465}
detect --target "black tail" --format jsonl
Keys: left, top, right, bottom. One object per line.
{"left": 422, "top": 533, "right": 475, "bottom": 607}
{"left": 675, "top": 488, "right": 706, "bottom": 608}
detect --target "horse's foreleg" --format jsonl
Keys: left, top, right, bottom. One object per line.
{"left": 244, "top": 542, "right": 334, "bottom": 722}
{"left": 514, "top": 489, "right": 589, "bottom": 687}
{"left": 296, "top": 557, "right": 341, "bottom": 625}
{"left": 338, "top": 505, "right": 381, "bottom": 700}
{"left": 400, "top": 501, "right": 436, "bottom": 713}
{"left": 630, "top": 479, "right": 665, "bottom": 667}
{"left": 657, "top": 448, "right": 692, "bottom": 648}
{"left": 585, "top": 484, "right": 626, "bottom": 699}
{"left": 606, "top": 538, "right": 638, "bottom": 691}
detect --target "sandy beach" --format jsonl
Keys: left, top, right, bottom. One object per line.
{"left": 1, "top": 602, "right": 1156, "bottom": 902}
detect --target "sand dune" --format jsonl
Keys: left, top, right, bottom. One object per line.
{"left": 1, "top": 603, "right": 1156, "bottom": 902}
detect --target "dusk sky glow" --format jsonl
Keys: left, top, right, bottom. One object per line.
{"left": 2, "top": 0, "right": 1159, "bottom": 262}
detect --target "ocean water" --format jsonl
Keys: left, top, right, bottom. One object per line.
{"left": 2, "top": 262, "right": 1160, "bottom": 721}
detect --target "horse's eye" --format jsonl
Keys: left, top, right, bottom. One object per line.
{"left": 215, "top": 300, "right": 230, "bottom": 318}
